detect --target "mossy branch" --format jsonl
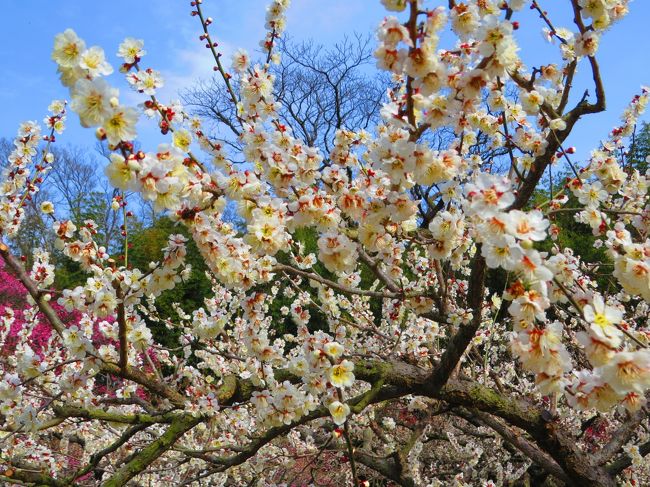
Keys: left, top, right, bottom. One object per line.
{"left": 102, "top": 414, "right": 203, "bottom": 487}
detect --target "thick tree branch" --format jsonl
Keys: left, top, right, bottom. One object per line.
{"left": 460, "top": 408, "right": 570, "bottom": 483}
{"left": 426, "top": 253, "right": 485, "bottom": 392}
{"left": 0, "top": 242, "right": 65, "bottom": 336}
{"left": 102, "top": 414, "right": 203, "bottom": 487}
{"left": 68, "top": 423, "right": 149, "bottom": 483}
{"left": 594, "top": 408, "right": 646, "bottom": 465}
{"left": 607, "top": 439, "right": 650, "bottom": 475}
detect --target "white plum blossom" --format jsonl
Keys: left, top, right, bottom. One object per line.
{"left": 328, "top": 400, "right": 351, "bottom": 425}
{"left": 117, "top": 37, "right": 146, "bottom": 63}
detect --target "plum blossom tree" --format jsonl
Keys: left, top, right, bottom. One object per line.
{"left": 1, "top": 0, "right": 650, "bottom": 486}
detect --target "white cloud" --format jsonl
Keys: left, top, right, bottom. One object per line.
{"left": 159, "top": 41, "right": 237, "bottom": 101}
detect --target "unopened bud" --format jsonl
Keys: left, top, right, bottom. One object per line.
{"left": 520, "top": 240, "right": 534, "bottom": 250}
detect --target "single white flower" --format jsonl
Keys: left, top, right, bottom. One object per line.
{"left": 583, "top": 295, "right": 624, "bottom": 347}
{"left": 40, "top": 201, "right": 54, "bottom": 214}
{"left": 328, "top": 359, "right": 355, "bottom": 388}
{"left": 328, "top": 400, "right": 350, "bottom": 425}
{"left": 79, "top": 46, "right": 113, "bottom": 78}
{"left": 52, "top": 29, "right": 86, "bottom": 68}
{"left": 103, "top": 106, "right": 139, "bottom": 145}
{"left": 70, "top": 78, "right": 118, "bottom": 128}
{"left": 117, "top": 37, "right": 146, "bottom": 64}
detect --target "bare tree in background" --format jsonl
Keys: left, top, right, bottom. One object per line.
{"left": 183, "top": 35, "right": 508, "bottom": 230}
{"left": 49, "top": 146, "right": 125, "bottom": 251}
{"left": 183, "top": 34, "right": 386, "bottom": 155}
{"left": 273, "top": 35, "right": 388, "bottom": 153}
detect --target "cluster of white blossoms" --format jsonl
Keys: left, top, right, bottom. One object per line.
{"left": 58, "top": 231, "right": 191, "bottom": 317}
{"left": 0, "top": 100, "right": 65, "bottom": 237}
{"left": 105, "top": 144, "right": 202, "bottom": 212}
{"left": 261, "top": 0, "right": 290, "bottom": 62}
{"left": 3, "top": 0, "right": 650, "bottom": 485}
{"left": 247, "top": 325, "right": 357, "bottom": 427}
{"left": 502, "top": 88, "right": 650, "bottom": 412}
{"left": 53, "top": 30, "right": 139, "bottom": 145}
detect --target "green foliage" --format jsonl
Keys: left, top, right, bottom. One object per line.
{"left": 626, "top": 121, "right": 650, "bottom": 174}
{"left": 259, "top": 225, "right": 387, "bottom": 340}
{"left": 531, "top": 173, "right": 610, "bottom": 287}
{"left": 54, "top": 258, "right": 87, "bottom": 290}
{"left": 264, "top": 226, "right": 327, "bottom": 338}
{"left": 75, "top": 191, "right": 119, "bottom": 250}
{"left": 128, "top": 217, "right": 212, "bottom": 347}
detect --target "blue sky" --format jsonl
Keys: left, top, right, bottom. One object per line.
{"left": 0, "top": 1, "right": 648, "bottom": 163}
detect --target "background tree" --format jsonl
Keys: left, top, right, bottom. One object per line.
{"left": 183, "top": 35, "right": 386, "bottom": 154}
{"left": 625, "top": 121, "right": 650, "bottom": 173}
